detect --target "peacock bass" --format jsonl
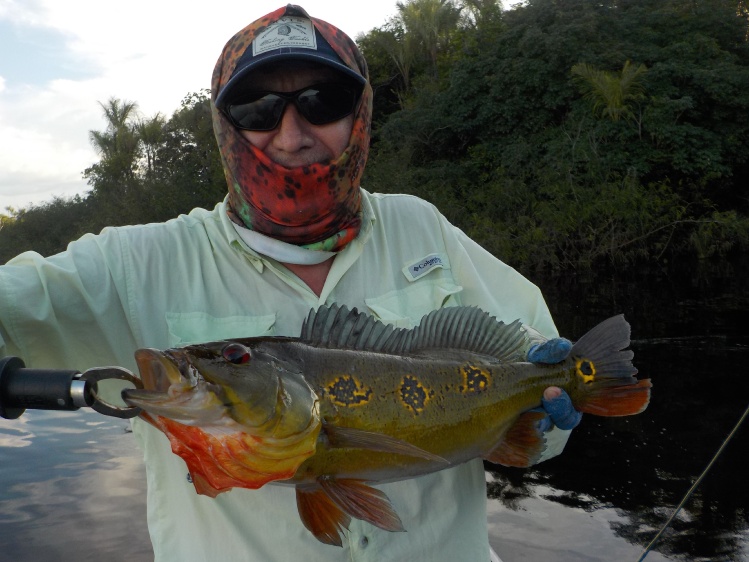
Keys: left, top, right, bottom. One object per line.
{"left": 123, "top": 305, "right": 651, "bottom": 546}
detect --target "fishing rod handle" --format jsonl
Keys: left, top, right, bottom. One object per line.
{"left": 0, "top": 356, "right": 92, "bottom": 419}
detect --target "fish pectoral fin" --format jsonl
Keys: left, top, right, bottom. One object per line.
{"left": 319, "top": 477, "right": 405, "bottom": 533}
{"left": 296, "top": 485, "right": 352, "bottom": 547}
{"left": 323, "top": 424, "right": 447, "bottom": 464}
{"left": 484, "top": 410, "right": 547, "bottom": 468}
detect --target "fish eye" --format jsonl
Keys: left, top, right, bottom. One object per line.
{"left": 222, "top": 343, "right": 251, "bottom": 364}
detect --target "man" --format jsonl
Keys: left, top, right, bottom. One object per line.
{"left": 0, "top": 5, "right": 579, "bottom": 561}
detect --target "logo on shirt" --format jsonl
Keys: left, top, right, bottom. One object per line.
{"left": 402, "top": 253, "right": 450, "bottom": 282}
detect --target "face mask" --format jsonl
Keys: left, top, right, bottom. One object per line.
{"left": 211, "top": 6, "right": 373, "bottom": 252}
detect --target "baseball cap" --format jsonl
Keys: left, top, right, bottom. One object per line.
{"left": 215, "top": 12, "right": 366, "bottom": 109}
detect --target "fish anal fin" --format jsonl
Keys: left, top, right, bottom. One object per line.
{"left": 296, "top": 485, "right": 351, "bottom": 547}
{"left": 578, "top": 378, "right": 652, "bottom": 416}
{"left": 190, "top": 471, "right": 223, "bottom": 498}
{"left": 324, "top": 424, "right": 447, "bottom": 464}
{"left": 484, "top": 410, "right": 547, "bottom": 468}
{"left": 319, "top": 477, "right": 405, "bottom": 533}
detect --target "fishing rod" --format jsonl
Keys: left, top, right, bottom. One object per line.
{"left": 636, "top": 399, "right": 749, "bottom": 561}
{"left": 0, "top": 355, "right": 142, "bottom": 419}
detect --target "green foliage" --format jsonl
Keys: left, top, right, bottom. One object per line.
{"left": 363, "top": 0, "right": 749, "bottom": 272}
{"left": 0, "top": 196, "right": 92, "bottom": 262}
{"left": 571, "top": 60, "right": 648, "bottom": 122}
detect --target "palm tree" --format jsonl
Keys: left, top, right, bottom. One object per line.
{"left": 88, "top": 97, "right": 140, "bottom": 179}
{"left": 135, "top": 113, "right": 166, "bottom": 176}
{"left": 460, "top": 0, "right": 503, "bottom": 30}
{"left": 571, "top": 60, "right": 648, "bottom": 123}
{"left": 396, "top": 0, "right": 463, "bottom": 78}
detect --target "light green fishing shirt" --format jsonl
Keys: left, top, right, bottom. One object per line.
{"left": 0, "top": 190, "right": 567, "bottom": 562}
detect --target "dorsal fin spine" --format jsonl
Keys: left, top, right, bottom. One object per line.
{"left": 300, "top": 305, "right": 528, "bottom": 361}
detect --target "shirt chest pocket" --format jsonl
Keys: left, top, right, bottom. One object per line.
{"left": 364, "top": 280, "right": 463, "bottom": 329}
{"left": 164, "top": 311, "right": 276, "bottom": 347}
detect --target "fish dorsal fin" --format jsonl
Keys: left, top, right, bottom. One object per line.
{"left": 301, "top": 305, "right": 527, "bottom": 361}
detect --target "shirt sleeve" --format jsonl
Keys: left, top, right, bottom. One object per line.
{"left": 0, "top": 228, "right": 138, "bottom": 374}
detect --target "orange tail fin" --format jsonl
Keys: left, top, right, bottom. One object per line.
{"left": 569, "top": 314, "right": 651, "bottom": 417}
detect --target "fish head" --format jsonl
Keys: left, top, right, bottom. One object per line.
{"left": 125, "top": 338, "right": 319, "bottom": 439}
{"left": 122, "top": 338, "right": 322, "bottom": 494}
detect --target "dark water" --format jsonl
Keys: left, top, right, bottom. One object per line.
{"left": 489, "top": 261, "right": 749, "bottom": 562}
{"left": 1, "top": 262, "right": 747, "bottom": 561}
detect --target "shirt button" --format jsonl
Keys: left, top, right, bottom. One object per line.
{"left": 360, "top": 536, "right": 369, "bottom": 548}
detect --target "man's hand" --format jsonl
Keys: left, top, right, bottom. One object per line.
{"left": 527, "top": 337, "right": 572, "bottom": 364}
{"left": 540, "top": 387, "right": 582, "bottom": 430}
{"left": 526, "top": 337, "right": 582, "bottom": 432}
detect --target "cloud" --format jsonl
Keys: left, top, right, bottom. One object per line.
{"left": 0, "top": 0, "right": 396, "bottom": 209}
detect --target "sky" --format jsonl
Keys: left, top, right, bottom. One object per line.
{"left": 0, "top": 0, "right": 400, "bottom": 211}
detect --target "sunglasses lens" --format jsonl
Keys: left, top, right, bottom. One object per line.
{"left": 226, "top": 84, "right": 360, "bottom": 131}
{"left": 228, "top": 94, "right": 285, "bottom": 131}
{"left": 296, "top": 85, "right": 358, "bottom": 125}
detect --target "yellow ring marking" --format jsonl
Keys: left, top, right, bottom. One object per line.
{"left": 575, "top": 358, "right": 596, "bottom": 383}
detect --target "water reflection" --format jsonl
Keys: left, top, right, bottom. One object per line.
{"left": 0, "top": 410, "right": 151, "bottom": 561}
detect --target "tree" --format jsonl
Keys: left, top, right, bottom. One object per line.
{"left": 87, "top": 97, "right": 140, "bottom": 181}
{"left": 396, "top": 0, "right": 463, "bottom": 78}
{"left": 136, "top": 113, "right": 167, "bottom": 177}
{"left": 571, "top": 60, "right": 648, "bottom": 124}
{"left": 363, "top": 0, "right": 749, "bottom": 271}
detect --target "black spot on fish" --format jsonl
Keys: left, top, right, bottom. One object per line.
{"left": 460, "top": 365, "right": 491, "bottom": 394}
{"left": 326, "top": 375, "right": 372, "bottom": 407}
{"left": 400, "top": 375, "right": 433, "bottom": 415}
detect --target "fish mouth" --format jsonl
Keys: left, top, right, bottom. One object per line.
{"left": 133, "top": 348, "right": 187, "bottom": 391}
{"left": 122, "top": 348, "right": 228, "bottom": 425}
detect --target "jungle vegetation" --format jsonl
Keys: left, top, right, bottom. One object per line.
{"left": 2, "top": 0, "right": 748, "bottom": 273}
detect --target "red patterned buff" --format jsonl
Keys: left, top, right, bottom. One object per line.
{"left": 211, "top": 5, "right": 372, "bottom": 252}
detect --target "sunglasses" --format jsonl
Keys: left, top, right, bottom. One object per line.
{"left": 224, "top": 83, "right": 361, "bottom": 132}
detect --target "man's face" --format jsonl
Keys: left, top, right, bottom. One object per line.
{"left": 238, "top": 65, "right": 355, "bottom": 168}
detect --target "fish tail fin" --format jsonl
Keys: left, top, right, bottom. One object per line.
{"left": 570, "top": 314, "right": 651, "bottom": 417}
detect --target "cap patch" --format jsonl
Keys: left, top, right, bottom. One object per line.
{"left": 252, "top": 16, "right": 317, "bottom": 56}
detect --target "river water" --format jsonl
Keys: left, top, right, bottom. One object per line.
{"left": 0, "top": 262, "right": 747, "bottom": 561}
